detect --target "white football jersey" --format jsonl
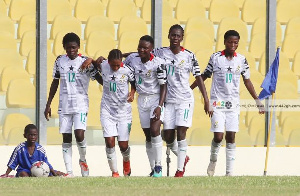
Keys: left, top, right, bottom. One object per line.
{"left": 152, "top": 47, "right": 201, "bottom": 104}
{"left": 124, "top": 53, "right": 167, "bottom": 96}
{"left": 100, "top": 60, "right": 135, "bottom": 115}
{"left": 203, "top": 50, "right": 250, "bottom": 110}
{"left": 53, "top": 54, "right": 98, "bottom": 114}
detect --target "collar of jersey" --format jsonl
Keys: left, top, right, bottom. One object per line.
{"left": 221, "top": 50, "right": 237, "bottom": 57}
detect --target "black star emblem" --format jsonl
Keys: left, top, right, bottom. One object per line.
{"left": 111, "top": 75, "right": 116, "bottom": 81}
{"left": 69, "top": 65, "right": 74, "bottom": 71}
{"left": 227, "top": 66, "right": 232, "bottom": 72}
{"left": 138, "top": 70, "right": 143, "bottom": 73}
{"left": 171, "top": 60, "right": 175, "bottom": 64}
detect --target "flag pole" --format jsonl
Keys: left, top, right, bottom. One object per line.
{"left": 263, "top": 93, "right": 275, "bottom": 176}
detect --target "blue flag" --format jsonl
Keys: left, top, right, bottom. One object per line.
{"left": 258, "top": 48, "right": 280, "bottom": 100}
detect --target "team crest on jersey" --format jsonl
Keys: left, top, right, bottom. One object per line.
{"left": 235, "top": 65, "right": 240, "bottom": 72}
{"left": 214, "top": 121, "right": 218, "bottom": 128}
{"left": 119, "top": 74, "right": 126, "bottom": 83}
{"left": 178, "top": 60, "right": 185, "bottom": 67}
{"left": 146, "top": 70, "right": 152, "bottom": 77}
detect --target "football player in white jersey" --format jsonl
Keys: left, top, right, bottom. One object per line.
{"left": 192, "top": 30, "right": 264, "bottom": 176}
{"left": 152, "top": 25, "right": 212, "bottom": 177}
{"left": 123, "top": 35, "right": 167, "bottom": 177}
{"left": 44, "top": 33, "right": 101, "bottom": 177}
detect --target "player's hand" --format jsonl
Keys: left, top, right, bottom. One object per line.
{"left": 127, "top": 92, "right": 134, "bottom": 102}
{"left": 95, "top": 56, "right": 106, "bottom": 69}
{"left": 44, "top": 105, "right": 51, "bottom": 121}
{"left": 80, "top": 58, "right": 93, "bottom": 72}
{"left": 256, "top": 99, "right": 265, "bottom": 114}
{"left": 0, "top": 174, "right": 7, "bottom": 178}
{"left": 204, "top": 101, "right": 213, "bottom": 117}
{"left": 152, "top": 106, "right": 162, "bottom": 121}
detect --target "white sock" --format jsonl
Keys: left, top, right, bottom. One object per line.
{"left": 210, "top": 140, "right": 221, "bottom": 162}
{"left": 106, "top": 147, "right": 118, "bottom": 173}
{"left": 167, "top": 140, "right": 178, "bottom": 156}
{"left": 177, "top": 139, "right": 187, "bottom": 171}
{"left": 146, "top": 141, "right": 155, "bottom": 170}
{"left": 121, "top": 146, "right": 130, "bottom": 162}
{"left": 226, "top": 143, "right": 236, "bottom": 174}
{"left": 62, "top": 143, "right": 73, "bottom": 174}
{"left": 151, "top": 135, "right": 162, "bottom": 166}
{"left": 77, "top": 139, "right": 87, "bottom": 162}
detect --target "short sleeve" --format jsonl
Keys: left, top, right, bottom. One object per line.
{"left": 202, "top": 54, "right": 214, "bottom": 78}
{"left": 52, "top": 56, "right": 62, "bottom": 79}
{"left": 125, "top": 65, "right": 135, "bottom": 82}
{"left": 7, "top": 147, "right": 19, "bottom": 170}
{"left": 241, "top": 57, "right": 250, "bottom": 79}
{"left": 156, "top": 58, "right": 167, "bottom": 85}
{"left": 191, "top": 53, "right": 201, "bottom": 77}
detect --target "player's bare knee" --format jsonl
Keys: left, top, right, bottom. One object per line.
{"left": 19, "top": 171, "right": 30, "bottom": 177}
{"left": 63, "top": 133, "right": 72, "bottom": 143}
{"left": 225, "top": 132, "right": 236, "bottom": 143}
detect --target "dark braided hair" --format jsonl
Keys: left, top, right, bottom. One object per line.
{"left": 140, "top": 35, "right": 154, "bottom": 46}
{"left": 108, "top": 49, "right": 122, "bottom": 61}
{"left": 24, "top": 124, "right": 37, "bottom": 134}
{"left": 168, "top": 24, "right": 184, "bottom": 37}
{"left": 62, "top": 32, "right": 80, "bottom": 48}
{"left": 224, "top": 30, "right": 240, "bottom": 40}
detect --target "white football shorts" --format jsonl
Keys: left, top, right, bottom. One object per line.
{"left": 59, "top": 112, "right": 88, "bottom": 133}
{"left": 138, "top": 94, "right": 164, "bottom": 128}
{"left": 163, "top": 102, "right": 194, "bottom": 129}
{"left": 210, "top": 110, "right": 239, "bottom": 132}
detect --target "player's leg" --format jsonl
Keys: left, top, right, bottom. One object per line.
{"left": 150, "top": 117, "right": 163, "bottom": 177}
{"left": 163, "top": 103, "right": 178, "bottom": 156}
{"left": 224, "top": 111, "right": 239, "bottom": 176}
{"left": 60, "top": 114, "right": 73, "bottom": 176}
{"left": 117, "top": 120, "right": 132, "bottom": 177}
{"left": 142, "top": 128, "right": 155, "bottom": 175}
{"left": 207, "top": 110, "right": 225, "bottom": 176}
{"left": 18, "top": 171, "right": 31, "bottom": 177}
{"left": 74, "top": 112, "right": 89, "bottom": 177}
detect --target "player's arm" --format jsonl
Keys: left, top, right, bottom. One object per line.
{"left": 243, "top": 77, "right": 265, "bottom": 114}
{"left": 94, "top": 73, "right": 103, "bottom": 86}
{"left": 190, "top": 74, "right": 208, "bottom": 90}
{"left": 195, "top": 75, "right": 213, "bottom": 117}
{"left": 127, "top": 81, "right": 136, "bottom": 102}
{"left": 0, "top": 167, "right": 12, "bottom": 177}
{"left": 153, "top": 63, "right": 167, "bottom": 121}
{"left": 44, "top": 79, "right": 59, "bottom": 121}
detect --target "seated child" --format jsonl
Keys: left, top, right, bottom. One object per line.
{"left": 1, "top": 124, "right": 64, "bottom": 177}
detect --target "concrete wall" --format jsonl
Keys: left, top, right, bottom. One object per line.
{"left": 1, "top": 145, "right": 299, "bottom": 177}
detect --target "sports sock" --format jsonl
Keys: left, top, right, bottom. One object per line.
{"left": 167, "top": 139, "right": 178, "bottom": 156}
{"left": 76, "top": 139, "right": 87, "bottom": 162}
{"left": 226, "top": 143, "right": 236, "bottom": 174}
{"left": 62, "top": 143, "right": 73, "bottom": 174}
{"left": 151, "top": 135, "right": 163, "bottom": 166}
{"left": 210, "top": 139, "right": 221, "bottom": 162}
{"left": 177, "top": 139, "right": 188, "bottom": 171}
{"left": 121, "top": 146, "right": 130, "bottom": 162}
{"left": 146, "top": 141, "right": 155, "bottom": 169}
{"left": 106, "top": 147, "right": 118, "bottom": 172}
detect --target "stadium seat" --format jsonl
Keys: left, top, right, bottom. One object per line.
{"left": 209, "top": 0, "right": 239, "bottom": 24}
{"left": 168, "top": 0, "right": 178, "bottom": 8}
{"left": 292, "top": 50, "right": 300, "bottom": 77}
{"left": 279, "top": 112, "right": 300, "bottom": 127}
{"left": 87, "top": 98, "right": 101, "bottom": 130}
{"left": 248, "top": 33, "right": 265, "bottom": 61}
{"left": 17, "top": 14, "right": 35, "bottom": 40}
{"left": 201, "top": 0, "right": 212, "bottom": 10}
{"left": 47, "top": 51, "right": 57, "bottom": 70}
{"left": 251, "top": 17, "right": 282, "bottom": 46}
{"left": 106, "top": 0, "right": 137, "bottom": 23}
{"left": 117, "top": 16, "right": 148, "bottom": 39}
{"left": 85, "top": 31, "right": 116, "bottom": 57}
{"left": 118, "top": 31, "right": 144, "bottom": 53}
{"left": 53, "top": 31, "right": 85, "bottom": 56}
{"left": 8, "top": 0, "right": 35, "bottom": 22}
{"left": 162, "top": 16, "right": 180, "bottom": 36}
{"left": 282, "top": 33, "right": 300, "bottom": 60}
{"left": 217, "top": 17, "right": 248, "bottom": 43}
{"left": 50, "top": 15, "right": 82, "bottom": 40}
{"left": 74, "top": 0, "right": 105, "bottom": 23}
{"left": 47, "top": 0, "right": 72, "bottom": 23}
{"left": 134, "top": 0, "right": 144, "bottom": 7}
{"left": 68, "top": 0, "right": 77, "bottom": 7}
{"left": 0, "top": 31, "right": 17, "bottom": 51}
{"left": 237, "top": 50, "right": 256, "bottom": 72}
{"left": 259, "top": 51, "right": 291, "bottom": 76}
{"left": 2, "top": 113, "right": 32, "bottom": 140}
{"left": 183, "top": 32, "right": 214, "bottom": 53}
{"left": 276, "top": 80, "right": 298, "bottom": 99}
{"left": 0, "top": 15, "right": 14, "bottom": 37}
{"left": 94, "top": 49, "right": 111, "bottom": 60}
{"left": 288, "top": 129, "right": 300, "bottom": 147}
{"left": 281, "top": 116, "right": 299, "bottom": 141}
{"left": 47, "top": 127, "right": 62, "bottom": 145}
{"left": 130, "top": 99, "right": 144, "bottom": 145}
{"left": 175, "top": 0, "right": 205, "bottom": 24}
{"left": 215, "top": 37, "right": 247, "bottom": 53}
{"left": 19, "top": 30, "right": 35, "bottom": 57}
{"left": 0, "top": 49, "right": 23, "bottom": 73}
{"left": 185, "top": 17, "right": 215, "bottom": 43}
{"left": 84, "top": 16, "right": 115, "bottom": 40}
{"left": 6, "top": 78, "right": 35, "bottom": 108}
{"left": 195, "top": 49, "right": 214, "bottom": 70}
{"left": 241, "top": 0, "right": 266, "bottom": 24}
{"left": 0, "top": 0, "right": 7, "bottom": 16}
{"left": 25, "top": 49, "right": 36, "bottom": 76}
{"left": 255, "top": 128, "right": 286, "bottom": 147}
{"left": 233, "top": 0, "right": 245, "bottom": 10}
{"left": 277, "top": 0, "right": 300, "bottom": 24}
{"left": 0, "top": 66, "right": 31, "bottom": 92}
{"left": 247, "top": 115, "right": 264, "bottom": 144}
{"left": 189, "top": 128, "right": 213, "bottom": 146}
{"left": 100, "top": 0, "right": 109, "bottom": 7}
{"left": 141, "top": 0, "right": 173, "bottom": 23}
{"left": 236, "top": 130, "right": 253, "bottom": 147}
{"left": 3, "top": 0, "right": 11, "bottom": 6}
{"left": 6, "top": 127, "right": 25, "bottom": 145}
{"left": 285, "top": 17, "right": 300, "bottom": 37}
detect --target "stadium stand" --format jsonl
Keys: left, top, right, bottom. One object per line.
{"left": 68, "top": 0, "right": 77, "bottom": 7}
{"left": 94, "top": 49, "right": 111, "bottom": 60}
{"left": 0, "top": 49, "right": 23, "bottom": 74}
{"left": 248, "top": 33, "right": 266, "bottom": 61}
{"left": 101, "top": 0, "right": 109, "bottom": 7}
{"left": 277, "top": 0, "right": 300, "bottom": 24}
{"left": 175, "top": 0, "right": 205, "bottom": 24}
{"left": 209, "top": 0, "right": 239, "bottom": 24}
{"left": 217, "top": 17, "right": 248, "bottom": 43}
{"left": 162, "top": 16, "right": 180, "bottom": 46}
{"left": 236, "top": 130, "right": 253, "bottom": 147}
{"left": 259, "top": 51, "right": 291, "bottom": 75}
{"left": 84, "top": 15, "right": 115, "bottom": 40}
{"left": 141, "top": 0, "right": 173, "bottom": 23}
{"left": 185, "top": 17, "right": 215, "bottom": 43}
{"left": 6, "top": 127, "right": 25, "bottom": 145}
{"left": 134, "top": 0, "right": 144, "bottom": 8}
{"left": 19, "top": 30, "right": 35, "bottom": 57}
{"left": 189, "top": 127, "right": 213, "bottom": 146}
{"left": 117, "top": 15, "right": 148, "bottom": 39}
{"left": 74, "top": 0, "right": 105, "bottom": 23}
{"left": 8, "top": 0, "right": 35, "bottom": 22}
{"left": 288, "top": 129, "right": 300, "bottom": 146}
{"left": 17, "top": 14, "right": 35, "bottom": 40}
{"left": 0, "top": 31, "right": 17, "bottom": 51}
{"left": 233, "top": 0, "right": 245, "bottom": 10}
{"left": 3, "top": 0, "right": 11, "bottom": 6}
{"left": 0, "top": 0, "right": 7, "bottom": 15}
{"left": 47, "top": 0, "right": 72, "bottom": 23}
{"left": 25, "top": 49, "right": 36, "bottom": 76}
{"left": 285, "top": 17, "right": 300, "bottom": 36}
{"left": 183, "top": 32, "right": 213, "bottom": 53}
{"left": 292, "top": 50, "right": 300, "bottom": 77}
{"left": 241, "top": 0, "right": 266, "bottom": 24}
{"left": 201, "top": 0, "right": 212, "bottom": 10}
{"left": 247, "top": 115, "right": 264, "bottom": 146}
{"left": 50, "top": 15, "right": 82, "bottom": 40}
{"left": 215, "top": 37, "right": 247, "bottom": 53}
{"left": 167, "top": 0, "right": 178, "bottom": 8}
{"left": 0, "top": 14, "right": 14, "bottom": 37}
{"left": 85, "top": 31, "right": 116, "bottom": 57}
{"left": 106, "top": 0, "right": 137, "bottom": 23}
{"left": 282, "top": 33, "right": 300, "bottom": 60}
{"left": 195, "top": 49, "right": 213, "bottom": 70}
{"left": 47, "top": 127, "right": 61, "bottom": 145}
{"left": 281, "top": 116, "right": 298, "bottom": 142}
{"left": 118, "top": 31, "right": 144, "bottom": 53}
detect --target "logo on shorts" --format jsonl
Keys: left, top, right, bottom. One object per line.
{"left": 214, "top": 121, "right": 218, "bottom": 128}
{"left": 225, "top": 101, "right": 232, "bottom": 109}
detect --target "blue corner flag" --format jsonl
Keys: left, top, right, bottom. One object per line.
{"left": 258, "top": 48, "right": 280, "bottom": 100}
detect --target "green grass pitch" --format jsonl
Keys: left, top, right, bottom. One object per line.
{"left": 0, "top": 176, "right": 300, "bottom": 196}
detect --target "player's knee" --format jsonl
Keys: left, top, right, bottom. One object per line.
{"left": 62, "top": 133, "right": 72, "bottom": 143}
{"left": 225, "top": 132, "right": 235, "bottom": 143}
{"left": 213, "top": 136, "right": 223, "bottom": 144}
{"left": 19, "top": 171, "right": 30, "bottom": 177}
